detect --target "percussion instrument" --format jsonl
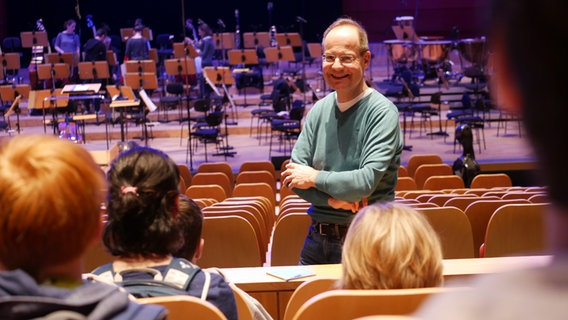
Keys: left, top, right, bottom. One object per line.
{"left": 384, "top": 40, "right": 418, "bottom": 65}
{"left": 457, "top": 38, "right": 488, "bottom": 66}
{"left": 418, "top": 40, "right": 452, "bottom": 64}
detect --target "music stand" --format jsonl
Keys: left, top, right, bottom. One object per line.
{"left": 202, "top": 66, "right": 238, "bottom": 159}
{"left": 125, "top": 60, "right": 157, "bottom": 74}
{"left": 243, "top": 32, "right": 270, "bottom": 49}
{"left": 108, "top": 85, "right": 140, "bottom": 143}
{"left": 165, "top": 57, "right": 197, "bottom": 164}
{"left": 20, "top": 31, "right": 49, "bottom": 49}
{"left": 0, "top": 53, "right": 21, "bottom": 83}
{"left": 214, "top": 32, "right": 236, "bottom": 66}
{"left": 37, "top": 63, "right": 70, "bottom": 92}
{"left": 46, "top": 52, "right": 75, "bottom": 66}
{"left": 392, "top": 16, "right": 420, "bottom": 42}
{"left": 78, "top": 61, "right": 110, "bottom": 80}
{"left": 275, "top": 33, "right": 302, "bottom": 47}
{"left": 120, "top": 27, "right": 153, "bottom": 41}
{"left": 31, "top": 88, "right": 69, "bottom": 134}
{"left": 173, "top": 42, "right": 199, "bottom": 59}
{"left": 0, "top": 84, "right": 30, "bottom": 134}
{"left": 264, "top": 45, "right": 296, "bottom": 78}
{"left": 228, "top": 49, "right": 259, "bottom": 107}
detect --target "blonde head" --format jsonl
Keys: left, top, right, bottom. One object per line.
{"left": 322, "top": 17, "right": 369, "bottom": 54}
{"left": 339, "top": 202, "right": 444, "bottom": 289}
{"left": 0, "top": 135, "right": 106, "bottom": 278}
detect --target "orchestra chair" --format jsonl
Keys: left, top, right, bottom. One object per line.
{"left": 197, "top": 161, "right": 235, "bottom": 184}
{"left": 413, "top": 163, "right": 453, "bottom": 190}
{"left": 469, "top": 173, "right": 513, "bottom": 189}
{"left": 199, "top": 215, "right": 263, "bottom": 268}
{"left": 481, "top": 203, "right": 549, "bottom": 258}
{"left": 406, "top": 154, "right": 443, "bottom": 178}
{"left": 137, "top": 295, "right": 227, "bottom": 320}
{"left": 191, "top": 172, "right": 233, "bottom": 198}
{"left": 463, "top": 199, "right": 531, "bottom": 258}
{"left": 416, "top": 206, "right": 475, "bottom": 259}
{"left": 291, "top": 287, "right": 469, "bottom": 320}
{"left": 185, "top": 184, "right": 227, "bottom": 202}
{"left": 283, "top": 278, "right": 337, "bottom": 320}
{"left": 269, "top": 212, "right": 312, "bottom": 266}
{"left": 422, "top": 175, "right": 465, "bottom": 191}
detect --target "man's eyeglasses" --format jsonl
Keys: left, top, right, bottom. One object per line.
{"left": 322, "top": 54, "right": 358, "bottom": 64}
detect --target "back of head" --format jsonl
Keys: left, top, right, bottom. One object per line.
{"left": 486, "top": 0, "right": 567, "bottom": 207}
{"left": 0, "top": 135, "right": 106, "bottom": 278}
{"left": 104, "top": 146, "right": 181, "bottom": 258}
{"left": 339, "top": 202, "right": 443, "bottom": 289}
{"left": 174, "top": 195, "right": 204, "bottom": 261}
{"left": 199, "top": 23, "right": 213, "bottom": 37}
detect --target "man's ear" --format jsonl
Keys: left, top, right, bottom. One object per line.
{"left": 362, "top": 50, "right": 371, "bottom": 69}
{"left": 192, "top": 238, "right": 205, "bottom": 264}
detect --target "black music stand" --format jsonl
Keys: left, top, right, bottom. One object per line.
{"left": 0, "top": 84, "right": 30, "bottom": 134}
{"left": 228, "top": 49, "right": 259, "bottom": 107}
{"left": 243, "top": 32, "right": 270, "bottom": 49}
{"left": 202, "top": 66, "right": 238, "bottom": 159}
{"left": 0, "top": 53, "right": 21, "bottom": 83}
{"left": 165, "top": 57, "right": 198, "bottom": 167}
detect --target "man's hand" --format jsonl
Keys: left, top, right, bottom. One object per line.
{"left": 281, "top": 163, "right": 319, "bottom": 190}
{"left": 328, "top": 198, "right": 359, "bottom": 213}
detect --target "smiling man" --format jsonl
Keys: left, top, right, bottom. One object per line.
{"left": 281, "top": 17, "right": 403, "bottom": 265}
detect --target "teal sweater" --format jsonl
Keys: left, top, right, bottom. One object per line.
{"left": 291, "top": 89, "right": 402, "bottom": 224}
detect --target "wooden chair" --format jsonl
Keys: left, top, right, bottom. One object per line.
{"left": 199, "top": 215, "right": 263, "bottom": 268}
{"left": 84, "top": 239, "right": 114, "bottom": 273}
{"left": 191, "top": 172, "right": 234, "bottom": 198}
{"left": 197, "top": 161, "right": 235, "bottom": 184}
{"left": 177, "top": 163, "right": 193, "bottom": 186}
{"left": 292, "top": 287, "right": 467, "bottom": 320}
{"left": 233, "top": 182, "right": 277, "bottom": 209}
{"left": 279, "top": 182, "right": 296, "bottom": 204}
{"left": 462, "top": 188, "right": 493, "bottom": 196}
{"left": 416, "top": 206, "right": 475, "bottom": 258}
{"left": 470, "top": 173, "right": 513, "bottom": 189}
{"left": 406, "top": 154, "right": 443, "bottom": 178}
{"left": 283, "top": 278, "right": 337, "bottom": 320}
{"left": 220, "top": 197, "right": 275, "bottom": 234}
{"left": 404, "top": 202, "right": 439, "bottom": 208}
{"left": 413, "top": 163, "right": 453, "bottom": 190}
{"left": 398, "top": 165, "right": 409, "bottom": 177}
{"left": 482, "top": 203, "right": 549, "bottom": 258}
{"left": 402, "top": 190, "right": 444, "bottom": 200}
{"left": 239, "top": 160, "right": 276, "bottom": 178}
{"left": 528, "top": 193, "right": 550, "bottom": 203}
{"left": 229, "top": 282, "right": 255, "bottom": 320}
{"left": 236, "top": 170, "right": 277, "bottom": 195}
{"left": 270, "top": 212, "right": 312, "bottom": 266}
{"left": 427, "top": 193, "right": 477, "bottom": 207}
{"left": 501, "top": 191, "right": 543, "bottom": 200}
{"left": 185, "top": 184, "right": 227, "bottom": 202}
{"left": 203, "top": 206, "right": 268, "bottom": 260}
{"left": 422, "top": 175, "right": 465, "bottom": 191}
{"left": 138, "top": 295, "right": 227, "bottom": 320}
{"left": 395, "top": 176, "right": 418, "bottom": 192}
{"left": 443, "top": 195, "right": 499, "bottom": 211}
{"left": 463, "top": 199, "right": 531, "bottom": 257}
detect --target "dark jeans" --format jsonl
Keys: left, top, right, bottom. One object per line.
{"left": 299, "top": 225, "right": 344, "bottom": 265}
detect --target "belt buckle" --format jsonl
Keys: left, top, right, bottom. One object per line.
{"left": 317, "top": 223, "right": 329, "bottom": 236}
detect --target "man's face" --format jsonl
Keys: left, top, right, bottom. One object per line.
{"left": 322, "top": 25, "right": 369, "bottom": 96}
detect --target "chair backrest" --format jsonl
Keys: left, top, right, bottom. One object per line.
{"left": 398, "top": 165, "right": 409, "bottom": 177}
{"left": 443, "top": 195, "right": 499, "bottom": 211}
{"left": 395, "top": 176, "right": 418, "bottom": 191}
{"left": 427, "top": 193, "right": 477, "bottom": 207}
{"left": 199, "top": 215, "right": 263, "bottom": 268}
{"left": 422, "top": 175, "right": 465, "bottom": 191}
{"left": 270, "top": 212, "right": 312, "bottom": 266}
{"left": 192, "top": 172, "right": 233, "bottom": 198}
{"left": 233, "top": 182, "right": 276, "bottom": 209}
{"left": 283, "top": 278, "right": 337, "bottom": 320}
{"left": 528, "top": 193, "right": 550, "bottom": 203}
{"left": 137, "top": 295, "right": 227, "bottom": 320}
{"left": 193, "top": 98, "right": 211, "bottom": 113}
{"left": 236, "top": 170, "right": 277, "bottom": 195}
{"left": 185, "top": 184, "right": 227, "bottom": 202}
{"left": 470, "top": 173, "right": 513, "bottom": 189}
{"left": 416, "top": 206, "right": 475, "bottom": 258}
{"left": 292, "top": 287, "right": 467, "bottom": 320}
{"left": 177, "top": 163, "right": 193, "bottom": 186}
{"left": 289, "top": 103, "right": 306, "bottom": 121}
{"left": 239, "top": 160, "right": 276, "bottom": 178}
{"left": 463, "top": 199, "right": 532, "bottom": 257}
{"left": 483, "top": 203, "right": 549, "bottom": 258}
{"left": 414, "top": 164, "right": 453, "bottom": 190}
{"left": 406, "top": 154, "right": 443, "bottom": 178}
{"left": 197, "top": 162, "right": 235, "bottom": 184}
{"left": 228, "top": 283, "right": 255, "bottom": 320}
{"left": 402, "top": 190, "right": 444, "bottom": 200}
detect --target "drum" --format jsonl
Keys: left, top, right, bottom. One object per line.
{"left": 384, "top": 40, "right": 418, "bottom": 65}
{"left": 457, "top": 38, "right": 488, "bottom": 66}
{"left": 418, "top": 40, "right": 452, "bottom": 64}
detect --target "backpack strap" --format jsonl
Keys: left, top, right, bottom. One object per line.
{"left": 200, "top": 269, "right": 211, "bottom": 300}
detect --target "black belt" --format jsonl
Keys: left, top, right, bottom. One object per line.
{"left": 312, "top": 221, "right": 349, "bottom": 239}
